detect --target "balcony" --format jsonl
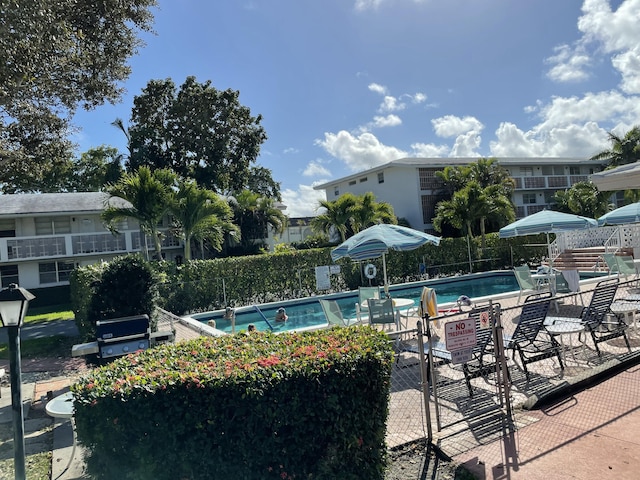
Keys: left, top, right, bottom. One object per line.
{"left": 512, "top": 174, "right": 590, "bottom": 190}
{"left": 1, "top": 229, "right": 182, "bottom": 263}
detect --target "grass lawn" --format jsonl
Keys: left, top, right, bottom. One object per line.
{"left": 0, "top": 304, "right": 77, "bottom": 360}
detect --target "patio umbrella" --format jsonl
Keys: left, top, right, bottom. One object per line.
{"left": 590, "top": 162, "right": 640, "bottom": 191}
{"left": 331, "top": 224, "right": 441, "bottom": 294}
{"left": 499, "top": 210, "right": 598, "bottom": 266}
{"left": 598, "top": 202, "right": 640, "bottom": 226}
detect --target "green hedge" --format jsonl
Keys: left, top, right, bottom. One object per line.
{"left": 72, "top": 327, "right": 394, "bottom": 480}
{"left": 69, "top": 233, "right": 548, "bottom": 318}
{"left": 151, "top": 233, "right": 547, "bottom": 315}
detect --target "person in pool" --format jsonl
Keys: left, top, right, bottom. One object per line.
{"left": 275, "top": 307, "right": 288, "bottom": 322}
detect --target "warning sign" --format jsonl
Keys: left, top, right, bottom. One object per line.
{"left": 479, "top": 311, "right": 490, "bottom": 329}
{"left": 445, "top": 318, "right": 477, "bottom": 351}
{"left": 450, "top": 347, "right": 473, "bottom": 365}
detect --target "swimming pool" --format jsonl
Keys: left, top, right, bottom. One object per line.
{"left": 190, "top": 270, "right": 521, "bottom": 333}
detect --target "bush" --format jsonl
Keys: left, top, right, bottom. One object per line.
{"left": 72, "top": 327, "right": 394, "bottom": 480}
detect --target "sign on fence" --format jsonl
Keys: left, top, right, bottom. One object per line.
{"left": 315, "top": 266, "right": 331, "bottom": 290}
{"left": 445, "top": 318, "right": 477, "bottom": 351}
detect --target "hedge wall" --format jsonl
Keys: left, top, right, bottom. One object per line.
{"left": 72, "top": 327, "right": 394, "bottom": 480}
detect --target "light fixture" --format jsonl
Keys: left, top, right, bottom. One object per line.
{"left": 0, "top": 283, "right": 35, "bottom": 480}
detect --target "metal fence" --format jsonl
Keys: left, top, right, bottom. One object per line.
{"left": 386, "top": 276, "right": 640, "bottom": 458}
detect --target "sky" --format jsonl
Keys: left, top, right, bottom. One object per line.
{"left": 71, "top": 0, "right": 640, "bottom": 217}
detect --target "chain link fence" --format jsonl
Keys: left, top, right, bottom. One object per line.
{"left": 386, "top": 277, "right": 640, "bottom": 458}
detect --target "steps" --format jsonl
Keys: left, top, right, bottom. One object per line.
{"left": 552, "top": 247, "right": 634, "bottom": 272}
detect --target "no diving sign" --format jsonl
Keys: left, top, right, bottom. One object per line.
{"left": 445, "top": 318, "right": 477, "bottom": 351}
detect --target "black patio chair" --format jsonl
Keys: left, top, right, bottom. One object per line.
{"left": 460, "top": 302, "right": 503, "bottom": 397}
{"left": 546, "top": 277, "right": 630, "bottom": 357}
{"left": 504, "top": 292, "right": 562, "bottom": 379}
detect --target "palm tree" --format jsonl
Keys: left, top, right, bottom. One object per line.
{"left": 170, "top": 179, "right": 238, "bottom": 260}
{"left": 311, "top": 193, "right": 358, "bottom": 242}
{"left": 565, "top": 181, "right": 612, "bottom": 218}
{"left": 590, "top": 126, "right": 640, "bottom": 167}
{"left": 103, "top": 166, "right": 176, "bottom": 260}
{"left": 349, "top": 192, "right": 396, "bottom": 233}
{"left": 229, "top": 190, "right": 286, "bottom": 253}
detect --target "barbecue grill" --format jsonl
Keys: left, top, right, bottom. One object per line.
{"left": 96, "top": 314, "right": 151, "bottom": 359}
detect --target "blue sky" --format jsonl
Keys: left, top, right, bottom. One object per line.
{"left": 72, "top": 0, "right": 640, "bottom": 217}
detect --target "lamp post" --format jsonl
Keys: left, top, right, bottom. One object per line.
{"left": 0, "top": 284, "right": 35, "bottom": 480}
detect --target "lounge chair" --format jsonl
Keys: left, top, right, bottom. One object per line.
{"left": 318, "top": 299, "right": 359, "bottom": 327}
{"left": 615, "top": 255, "right": 638, "bottom": 285}
{"left": 504, "top": 292, "right": 563, "bottom": 379}
{"left": 460, "top": 303, "right": 503, "bottom": 397}
{"left": 514, "top": 265, "right": 548, "bottom": 303}
{"left": 554, "top": 269, "right": 583, "bottom": 305}
{"left": 545, "top": 278, "right": 630, "bottom": 357}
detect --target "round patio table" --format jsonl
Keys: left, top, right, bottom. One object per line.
{"left": 546, "top": 321, "right": 585, "bottom": 365}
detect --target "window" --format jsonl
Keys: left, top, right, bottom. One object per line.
{"left": 521, "top": 167, "right": 534, "bottom": 177}
{"left": 0, "top": 219, "right": 16, "bottom": 238}
{"left": 522, "top": 193, "right": 537, "bottom": 204}
{"left": 349, "top": 180, "right": 356, "bottom": 186}
{"left": 39, "top": 261, "right": 75, "bottom": 284}
{"left": 35, "top": 217, "right": 71, "bottom": 235}
{"left": 359, "top": 177, "right": 368, "bottom": 183}
{"left": 334, "top": 188, "right": 339, "bottom": 196}
{"left": 377, "top": 172, "right": 384, "bottom": 184}
{"left": 569, "top": 166, "right": 581, "bottom": 175}
{"left": 541, "top": 166, "right": 565, "bottom": 175}
{"left": 0, "top": 265, "right": 19, "bottom": 288}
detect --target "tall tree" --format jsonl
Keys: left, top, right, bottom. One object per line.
{"left": 349, "top": 192, "right": 396, "bottom": 233}
{"left": 170, "top": 179, "right": 238, "bottom": 261}
{"left": 311, "top": 193, "right": 358, "bottom": 243}
{"left": 126, "top": 76, "right": 269, "bottom": 194}
{"left": 70, "top": 146, "right": 124, "bottom": 192}
{"left": 590, "top": 126, "right": 640, "bottom": 167}
{"left": 103, "top": 166, "right": 176, "bottom": 260}
{"left": 0, "top": 0, "right": 157, "bottom": 169}
{"left": 229, "top": 190, "right": 286, "bottom": 253}
{"left": 565, "top": 182, "right": 612, "bottom": 218}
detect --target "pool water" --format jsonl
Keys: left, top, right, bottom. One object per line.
{"left": 192, "top": 271, "right": 521, "bottom": 333}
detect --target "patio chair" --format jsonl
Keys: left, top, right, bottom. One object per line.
{"left": 602, "top": 253, "right": 620, "bottom": 274}
{"left": 614, "top": 255, "right": 638, "bottom": 285}
{"left": 356, "top": 286, "right": 381, "bottom": 322}
{"left": 460, "top": 302, "right": 503, "bottom": 397}
{"left": 554, "top": 269, "right": 584, "bottom": 306}
{"left": 318, "top": 299, "right": 359, "bottom": 327}
{"left": 504, "top": 292, "right": 563, "bottom": 379}
{"left": 367, "top": 298, "right": 398, "bottom": 331}
{"left": 514, "top": 265, "right": 547, "bottom": 303}
{"left": 545, "top": 278, "right": 630, "bottom": 357}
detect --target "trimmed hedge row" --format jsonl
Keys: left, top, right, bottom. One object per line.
{"left": 72, "top": 327, "right": 395, "bottom": 480}
{"left": 151, "top": 233, "right": 547, "bottom": 315}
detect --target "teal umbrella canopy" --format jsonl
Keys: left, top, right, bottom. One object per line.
{"left": 331, "top": 224, "right": 441, "bottom": 292}
{"left": 598, "top": 202, "right": 640, "bottom": 226}
{"left": 499, "top": 210, "right": 598, "bottom": 238}
{"left": 331, "top": 224, "right": 441, "bottom": 262}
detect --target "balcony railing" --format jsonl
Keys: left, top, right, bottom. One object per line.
{"left": 2, "top": 229, "right": 182, "bottom": 262}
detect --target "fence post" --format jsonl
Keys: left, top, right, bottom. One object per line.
{"left": 417, "top": 320, "right": 433, "bottom": 441}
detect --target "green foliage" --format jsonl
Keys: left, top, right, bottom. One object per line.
{"left": 72, "top": 327, "right": 394, "bottom": 480}
{"left": 127, "top": 76, "right": 268, "bottom": 193}
{"left": 70, "top": 255, "right": 157, "bottom": 340}
{"left": 0, "top": 0, "right": 157, "bottom": 188}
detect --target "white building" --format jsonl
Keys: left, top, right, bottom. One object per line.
{"left": 314, "top": 157, "right": 609, "bottom": 232}
{"left": 0, "top": 192, "right": 183, "bottom": 290}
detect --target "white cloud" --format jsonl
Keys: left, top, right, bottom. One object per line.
{"left": 450, "top": 131, "right": 482, "bottom": 157}
{"left": 354, "top": 0, "right": 426, "bottom": 11}
{"left": 371, "top": 114, "right": 402, "bottom": 128}
{"left": 315, "top": 130, "right": 408, "bottom": 171}
{"left": 303, "top": 161, "right": 331, "bottom": 177}
{"left": 432, "top": 115, "right": 484, "bottom": 138}
{"left": 410, "top": 142, "right": 449, "bottom": 157}
{"left": 545, "top": 44, "right": 591, "bottom": 82}
{"left": 368, "top": 83, "right": 388, "bottom": 95}
{"left": 612, "top": 48, "right": 640, "bottom": 94}
{"left": 281, "top": 184, "right": 327, "bottom": 217}
{"left": 379, "top": 95, "right": 405, "bottom": 113}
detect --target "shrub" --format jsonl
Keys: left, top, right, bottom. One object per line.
{"left": 72, "top": 327, "right": 394, "bottom": 480}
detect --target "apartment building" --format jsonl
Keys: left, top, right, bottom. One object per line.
{"left": 0, "top": 192, "right": 182, "bottom": 290}
{"left": 313, "top": 157, "right": 610, "bottom": 232}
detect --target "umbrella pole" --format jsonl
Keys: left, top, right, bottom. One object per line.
{"left": 383, "top": 253, "right": 389, "bottom": 297}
